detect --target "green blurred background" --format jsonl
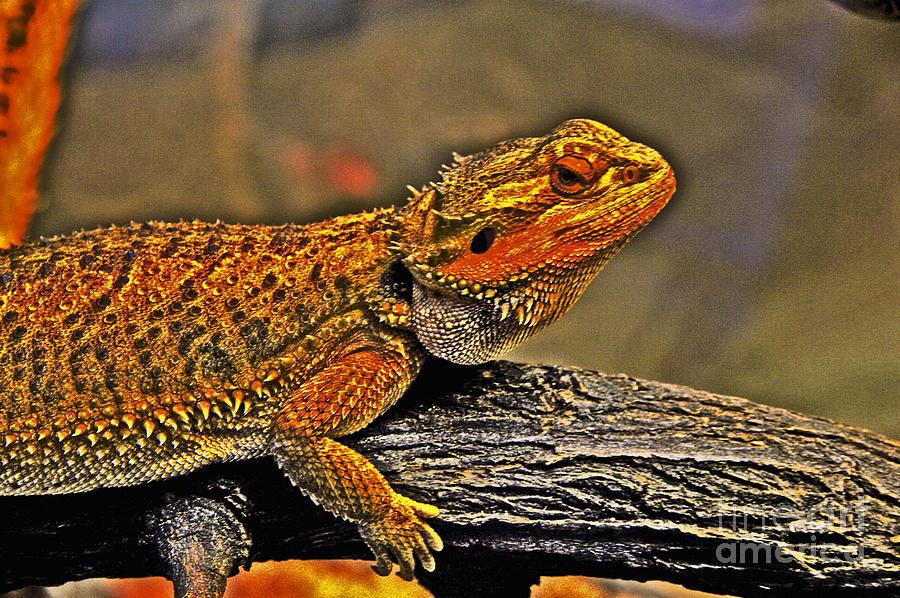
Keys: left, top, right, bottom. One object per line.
{"left": 18, "top": 1, "right": 899, "bottom": 595}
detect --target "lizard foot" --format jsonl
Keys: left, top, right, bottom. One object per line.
{"left": 359, "top": 493, "right": 443, "bottom": 581}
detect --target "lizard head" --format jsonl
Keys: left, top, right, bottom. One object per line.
{"left": 394, "top": 119, "right": 675, "bottom": 365}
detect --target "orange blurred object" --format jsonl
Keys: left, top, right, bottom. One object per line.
{"left": 97, "top": 570, "right": 737, "bottom": 598}
{"left": 104, "top": 561, "right": 432, "bottom": 598}
{"left": 106, "top": 577, "right": 172, "bottom": 598}
{"left": 280, "top": 140, "right": 378, "bottom": 199}
{"left": 224, "top": 560, "right": 431, "bottom": 598}
{"left": 0, "top": 0, "right": 79, "bottom": 248}
{"left": 323, "top": 149, "right": 377, "bottom": 198}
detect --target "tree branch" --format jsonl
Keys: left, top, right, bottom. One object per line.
{"left": 1, "top": 360, "right": 897, "bottom": 597}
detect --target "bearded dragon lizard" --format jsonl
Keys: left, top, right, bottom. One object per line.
{"left": 0, "top": 119, "right": 675, "bottom": 580}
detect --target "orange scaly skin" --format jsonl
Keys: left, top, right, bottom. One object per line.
{"left": 0, "top": 120, "right": 675, "bottom": 579}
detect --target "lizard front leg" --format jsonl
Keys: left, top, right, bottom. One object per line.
{"left": 270, "top": 328, "right": 442, "bottom": 580}
{"left": 273, "top": 436, "right": 441, "bottom": 580}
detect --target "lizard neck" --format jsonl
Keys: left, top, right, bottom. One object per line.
{"left": 407, "top": 241, "right": 621, "bottom": 365}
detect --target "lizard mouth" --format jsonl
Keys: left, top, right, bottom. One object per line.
{"left": 403, "top": 257, "right": 544, "bottom": 325}
{"left": 407, "top": 262, "right": 559, "bottom": 339}
{"left": 402, "top": 255, "right": 507, "bottom": 301}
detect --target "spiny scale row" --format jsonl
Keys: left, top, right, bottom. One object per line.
{"left": 371, "top": 296, "right": 411, "bottom": 327}
{"left": 1, "top": 364, "right": 299, "bottom": 450}
{"left": 495, "top": 292, "right": 545, "bottom": 327}
{"left": 401, "top": 255, "right": 524, "bottom": 298}
{"left": 403, "top": 247, "right": 557, "bottom": 327}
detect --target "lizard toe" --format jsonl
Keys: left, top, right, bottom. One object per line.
{"left": 358, "top": 495, "right": 442, "bottom": 580}
{"left": 365, "top": 538, "right": 395, "bottom": 577}
{"left": 419, "top": 519, "right": 443, "bottom": 552}
{"left": 413, "top": 534, "right": 436, "bottom": 572}
{"left": 396, "top": 494, "right": 440, "bottom": 519}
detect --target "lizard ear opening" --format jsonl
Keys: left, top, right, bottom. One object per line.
{"left": 379, "top": 259, "right": 414, "bottom": 304}
{"left": 469, "top": 227, "right": 497, "bottom": 254}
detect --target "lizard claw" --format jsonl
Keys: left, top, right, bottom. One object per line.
{"left": 359, "top": 494, "right": 442, "bottom": 580}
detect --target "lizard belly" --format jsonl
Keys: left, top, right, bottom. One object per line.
{"left": 0, "top": 424, "right": 271, "bottom": 495}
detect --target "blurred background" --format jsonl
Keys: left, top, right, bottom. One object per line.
{"left": 13, "top": 0, "right": 899, "bottom": 596}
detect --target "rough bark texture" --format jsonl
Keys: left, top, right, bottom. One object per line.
{"left": 0, "top": 360, "right": 897, "bottom": 597}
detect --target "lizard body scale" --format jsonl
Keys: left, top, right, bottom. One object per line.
{"left": 0, "top": 119, "right": 675, "bottom": 580}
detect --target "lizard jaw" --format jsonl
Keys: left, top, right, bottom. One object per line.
{"left": 409, "top": 279, "right": 520, "bottom": 364}
{"left": 401, "top": 254, "right": 509, "bottom": 302}
{"left": 407, "top": 243, "right": 622, "bottom": 364}
{"left": 407, "top": 265, "right": 585, "bottom": 364}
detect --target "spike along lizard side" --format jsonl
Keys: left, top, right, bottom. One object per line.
{"left": 0, "top": 119, "right": 675, "bottom": 580}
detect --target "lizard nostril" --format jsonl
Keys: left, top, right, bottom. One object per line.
{"left": 622, "top": 166, "right": 640, "bottom": 184}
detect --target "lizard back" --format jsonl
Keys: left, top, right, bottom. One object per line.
{"left": 0, "top": 213, "right": 398, "bottom": 494}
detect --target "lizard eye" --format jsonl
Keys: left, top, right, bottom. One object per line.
{"left": 470, "top": 227, "right": 496, "bottom": 254}
{"left": 550, "top": 155, "right": 602, "bottom": 196}
{"left": 556, "top": 167, "right": 577, "bottom": 185}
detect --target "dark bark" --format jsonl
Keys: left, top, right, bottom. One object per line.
{"left": 828, "top": 0, "right": 900, "bottom": 19}
{"left": 0, "top": 360, "right": 897, "bottom": 597}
